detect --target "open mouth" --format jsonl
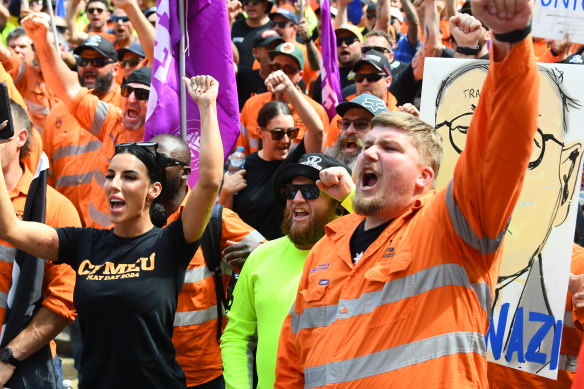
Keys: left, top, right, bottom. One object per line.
{"left": 293, "top": 208, "right": 309, "bottom": 221}
{"left": 344, "top": 140, "right": 360, "bottom": 154}
{"left": 360, "top": 170, "right": 378, "bottom": 190}
{"left": 126, "top": 108, "right": 139, "bottom": 119}
{"left": 109, "top": 198, "right": 126, "bottom": 213}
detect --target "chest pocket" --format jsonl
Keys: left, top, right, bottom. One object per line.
{"left": 364, "top": 250, "right": 417, "bottom": 329}
{"left": 298, "top": 282, "right": 329, "bottom": 330}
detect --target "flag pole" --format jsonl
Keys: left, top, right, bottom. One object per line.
{"left": 46, "top": 0, "right": 60, "bottom": 53}
{"left": 298, "top": 0, "right": 304, "bottom": 22}
{"left": 178, "top": 0, "right": 187, "bottom": 141}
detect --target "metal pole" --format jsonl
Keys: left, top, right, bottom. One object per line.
{"left": 46, "top": 0, "right": 61, "bottom": 53}
{"left": 178, "top": 0, "right": 187, "bottom": 141}
{"left": 298, "top": 0, "right": 304, "bottom": 23}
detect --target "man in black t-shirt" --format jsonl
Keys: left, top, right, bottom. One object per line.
{"left": 231, "top": 0, "right": 274, "bottom": 68}
{"left": 236, "top": 29, "right": 283, "bottom": 109}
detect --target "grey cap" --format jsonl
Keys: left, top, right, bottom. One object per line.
{"left": 336, "top": 93, "right": 389, "bottom": 117}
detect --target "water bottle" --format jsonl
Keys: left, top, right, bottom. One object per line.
{"left": 228, "top": 146, "right": 246, "bottom": 174}
{"left": 63, "top": 380, "right": 73, "bottom": 389}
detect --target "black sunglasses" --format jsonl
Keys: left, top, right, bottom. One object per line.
{"left": 115, "top": 142, "right": 158, "bottom": 156}
{"left": 362, "top": 45, "right": 390, "bottom": 54}
{"left": 273, "top": 21, "right": 293, "bottom": 28}
{"left": 354, "top": 72, "right": 386, "bottom": 83}
{"left": 111, "top": 15, "right": 130, "bottom": 23}
{"left": 281, "top": 184, "right": 321, "bottom": 200}
{"left": 160, "top": 155, "right": 189, "bottom": 168}
{"left": 263, "top": 127, "right": 299, "bottom": 141}
{"left": 77, "top": 57, "right": 114, "bottom": 68}
{"left": 336, "top": 36, "right": 357, "bottom": 47}
{"left": 87, "top": 6, "right": 106, "bottom": 14}
{"left": 337, "top": 119, "right": 370, "bottom": 131}
{"left": 120, "top": 57, "right": 142, "bottom": 67}
{"left": 365, "top": 13, "right": 376, "bottom": 20}
{"left": 269, "top": 63, "right": 301, "bottom": 76}
{"left": 241, "top": 0, "right": 264, "bottom": 5}
{"left": 121, "top": 85, "right": 150, "bottom": 100}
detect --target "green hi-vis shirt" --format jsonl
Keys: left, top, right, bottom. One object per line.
{"left": 221, "top": 236, "right": 309, "bottom": 389}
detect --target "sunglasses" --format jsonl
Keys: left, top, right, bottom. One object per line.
{"left": 111, "top": 15, "right": 130, "bottom": 23}
{"left": 87, "top": 7, "right": 106, "bottom": 14}
{"left": 336, "top": 36, "right": 357, "bottom": 47}
{"left": 77, "top": 57, "right": 114, "bottom": 68}
{"left": 115, "top": 141, "right": 158, "bottom": 157}
{"left": 160, "top": 155, "right": 189, "bottom": 168}
{"left": 121, "top": 85, "right": 150, "bottom": 100}
{"left": 263, "top": 126, "right": 299, "bottom": 141}
{"left": 281, "top": 183, "right": 321, "bottom": 200}
{"left": 337, "top": 119, "right": 371, "bottom": 131}
{"left": 273, "top": 21, "right": 293, "bottom": 28}
{"left": 354, "top": 72, "right": 386, "bottom": 83}
{"left": 365, "top": 13, "right": 376, "bottom": 20}
{"left": 269, "top": 63, "right": 301, "bottom": 77}
{"left": 241, "top": 0, "right": 263, "bottom": 5}
{"left": 120, "top": 57, "right": 142, "bottom": 67}
{"left": 56, "top": 25, "right": 68, "bottom": 33}
{"left": 362, "top": 45, "right": 390, "bottom": 54}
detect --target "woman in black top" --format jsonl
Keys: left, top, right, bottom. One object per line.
{"left": 219, "top": 70, "right": 325, "bottom": 239}
{"left": 0, "top": 76, "right": 224, "bottom": 388}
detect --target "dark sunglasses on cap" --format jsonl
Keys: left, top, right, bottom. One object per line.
{"left": 111, "top": 15, "right": 130, "bottom": 23}
{"left": 121, "top": 85, "right": 150, "bottom": 100}
{"left": 120, "top": 57, "right": 142, "bottom": 67}
{"left": 87, "top": 6, "right": 106, "bottom": 14}
{"left": 354, "top": 72, "right": 386, "bottom": 83}
{"left": 77, "top": 57, "right": 115, "bottom": 68}
{"left": 361, "top": 45, "right": 390, "bottom": 54}
{"left": 115, "top": 141, "right": 158, "bottom": 156}
{"left": 273, "top": 21, "right": 293, "bottom": 28}
{"left": 336, "top": 36, "right": 358, "bottom": 47}
{"left": 263, "top": 127, "right": 299, "bottom": 141}
{"left": 160, "top": 155, "right": 189, "bottom": 168}
{"left": 269, "top": 63, "right": 301, "bottom": 77}
{"left": 281, "top": 183, "right": 321, "bottom": 200}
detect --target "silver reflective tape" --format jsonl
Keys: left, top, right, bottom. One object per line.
{"left": 88, "top": 201, "right": 111, "bottom": 228}
{"left": 25, "top": 99, "right": 50, "bottom": 115}
{"left": 564, "top": 309, "right": 574, "bottom": 328}
{"left": 53, "top": 140, "right": 102, "bottom": 161}
{"left": 558, "top": 354, "right": 578, "bottom": 372}
{"left": 55, "top": 171, "right": 94, "bottom": 188}
{"left": 184, "top": 266, "right": 212, "bottom": 284}
{"left": 304, "top": 331, "right": 486, "bottom": 387}
{"left": 0, "top": 246, "right": 16, "bottom": 263}
{"left": 445, "top": 181, "right": 507, "bottom": 255}
{"left": 89, "top": 101, "right": 109, "bottom": 137}
{"left": 174, "top": 305, "right": 219, "bottom": 327}
{"left": 241, "top": 230, "right": 265, "bottom": 243}
{"left": 291, "top": 263, "right": 490, "bottom": 334}
{"left": 0, "top": 292, "right": 7, "bottom": 309}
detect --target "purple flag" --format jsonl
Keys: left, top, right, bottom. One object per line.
{"left": 320, "top": 0, "right": 343, "bottom": 120}
{"left": 145, "top": 0, "right": 240, "bottom": 186}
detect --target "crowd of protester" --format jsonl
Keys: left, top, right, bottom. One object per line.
{"left": 0, "top": 0, "right": 582, "bottom": 388}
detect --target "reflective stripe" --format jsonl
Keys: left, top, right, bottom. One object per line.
{"left": 55, "top": 171, "right": 94, "bottom": 188}
{"left": 184, "top": 266, "right": 212, "bottom": 284}
{"left": 89, "top": 101, "right": 109, "bottom": 137}
{"left": 93, "top": 169, "right": 106, "bottom": 187}
{"left": 445, "top": 181, "right": 506, "bottom": 254}
{"left": 0, "top": 292, "right": 6, "bottom": 309}
{"left": 53, "top": 140, "right": 102, "bottom": 161}
{"left": 249, "top": 138, "right": 259, "bottom": 149}
{"left": 25, "top": 99, "right": 50, "bottom": 116}
{"left": 246, "top": 332, "right": 258, "bottom": 389}
{"left": 558, "top": 354, "right": 578, "bottom": 372}
{"left": 33, "top": 123, "right": 44, "bottom": 136}
{"left": 174, "top": 304, "right": 220, "bottom": 327}
{"left": 88, "top": 201, "right": 111, "bottom": 228}
{"left": 241, "top": 230, "right": 264, "bottom": 243}
{"left": 0, "top": 246, "right": 16, "bottom": 263}
{"left": 470, "top": 282, "right": 492, "bottom": 314}
{"left": 239, "top": 123, "right": 248, "bottom": 138}
{"left": 291, "top": 263, "right": 490, "bottom": 334}
{"left": 304, "top": 331, "right": 486, "bottom": 387}
{"left": 564, "top": 310, "right": 574, "bottom": 328}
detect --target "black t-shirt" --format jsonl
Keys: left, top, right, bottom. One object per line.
{"left": 56, "top": 218, "right": 199, "bottom": 389}
{"left": 311, "top": 66, "right": 353, "bottom": 104}
{"left": 349, "top": 219, "right": 391, "bottom": 264}
{"left": 231, "top": 18, "right": 272, "bottom": 68}
{"left": 233, "top": 141, "right": 306, "bottom": 240}
{"left": 236, "top": 66, "right": 268, "bottom": 110}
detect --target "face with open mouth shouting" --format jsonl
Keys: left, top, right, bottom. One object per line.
{"left": 121, "top": 82, "right": 150, "bottom": 131}
{"left": 77, "top": 49, "right": 117, "bottom": 94}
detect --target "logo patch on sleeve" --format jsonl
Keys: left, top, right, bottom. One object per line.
{"left": 319, "top": 280, "right": 329, "bottom": 285}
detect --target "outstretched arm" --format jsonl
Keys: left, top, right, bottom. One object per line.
{"left": 113, "top": 0, "right": 155, "bottom": 64}
{"left": 265, "top": 70, "right": 324, "bottom": 153}
{"left": 180, "top": 76, "right": 224, "bottom": 243}
{"left": 21, "top": 13, "right": 81, "bottom": 106}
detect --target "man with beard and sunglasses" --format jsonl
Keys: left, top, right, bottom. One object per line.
{"left": 221, "top": 153, "right": 349, "bottom": 389}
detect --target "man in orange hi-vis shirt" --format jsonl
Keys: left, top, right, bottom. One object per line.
{"left": 274, "top": 0, "right": 539, "bottom": 385}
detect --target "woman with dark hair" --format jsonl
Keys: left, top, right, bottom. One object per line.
{"left": 219, "top": 70, "right": 325, "bottom": 239}
{"left": 0, "top": 76, "right": 223, "bottom": 388}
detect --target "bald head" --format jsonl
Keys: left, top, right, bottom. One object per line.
{"left": 151, "top": 134, "right": 191, "bottom": 164}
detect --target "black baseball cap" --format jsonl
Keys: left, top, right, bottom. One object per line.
{"left": 253, "top": 29, "right": 285, "bottom": 48}
{"left": 353, "top": 49, "right": 391, "bottom": 76}
{"left": 74, "top": 34, "right": 118, "bottom": 60}
{"left": 125, "top": 66, "right": 151, "bottom": 87}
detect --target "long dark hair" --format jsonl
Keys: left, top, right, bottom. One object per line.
{"left": 257, "top": 101, "right": 292, "bottom": 128}
{"left": 113, "top": 143, "right": 168, "bottom": 228}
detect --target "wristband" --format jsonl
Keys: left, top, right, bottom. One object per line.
{"left": 455, "top": 45, "right": 480, "bottom": 55}
{"left": 550, "top": 47, "right": 559, "bottom": 57}
{"left": 493, "top": 23, "right": 532, "bottom": 44}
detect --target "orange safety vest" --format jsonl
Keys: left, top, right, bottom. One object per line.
{"left": 275, "top": 39, "right": 538, "bottom": 387}
{"left": 236, "top": 90, "right": 329, "bottom": 154}
{"left": 166, "top": 190, "right": 264, "bottom": 386}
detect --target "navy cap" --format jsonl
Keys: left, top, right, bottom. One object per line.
{"left": 117, "top": 42, "right": 145, "bottom": 60}
{"left": 269, "top": 8, "right": 299, "bottom": 25}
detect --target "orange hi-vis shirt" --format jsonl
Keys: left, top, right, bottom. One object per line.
{"left": 69, "top": 88, "right": 142, "bottom": 228}
{"left": 1, "top": 48, "right": 59, "bottom": 135}
{"left": 324, "top": 91, "right": 399, "bottom": 150}
{"left": 43, "top": 86, "right": 121, "bottom": 225}
{"left": 236, "top": 90, "right": 329, "bottom": 154}
{"left": 0, "top": 166, "right": 81, "bottom": 355}
{"left": 166, "top": 189, "right": 264, "bottom": 387}
{"left": 487, "top": 245, "right": 584, "bottom": 388}
{"left": 275, "top": 39, "right": 539, "bottom": 387}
